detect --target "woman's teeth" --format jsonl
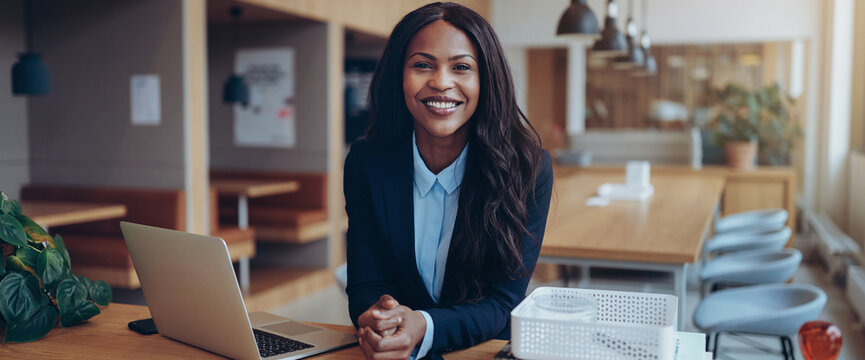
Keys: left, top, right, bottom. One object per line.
{"left": 425, "top": 101, "right": 458, "bottom": 109}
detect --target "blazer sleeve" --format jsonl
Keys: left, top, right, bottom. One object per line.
{"left": 343, "top": 144, "right": 397, "bottom": 327}
{"left": 423, "top": 151, "right": 554, "bottom": 354}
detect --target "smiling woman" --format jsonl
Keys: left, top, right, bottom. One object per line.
{"left": 343, "top": 2, "right": 554, "bottom": 360}
{"left": 402, "top": 20, "right": 480, "bottom": 171}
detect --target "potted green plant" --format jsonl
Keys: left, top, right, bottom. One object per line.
{"left": 0, "top": 192, "right": 111, "bottom": 343}
{"left": 707, "top": 82, "right": 802, "bottom": 170}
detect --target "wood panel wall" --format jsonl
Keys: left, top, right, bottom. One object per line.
{"left": 236, "top": 0, "right": 490, "bottom": 37}
{"left": 527, "top": 48, "right": 568, "bottom": 151}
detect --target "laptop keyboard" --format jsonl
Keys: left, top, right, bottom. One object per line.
{"left": 253, "top": 329, "right": 314, "bottom": 357}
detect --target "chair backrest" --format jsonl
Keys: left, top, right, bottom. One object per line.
{"left": 701, "top": 248, "right": 802, "bottom": 285}
{"left": 21, "top": 184, "right": 185, "bottom": 235}
{"left": 715, "top": 208, "right": 788, "bottom": 234}
{"left": 706, "top": 226, "right": 792, "bottom": 254}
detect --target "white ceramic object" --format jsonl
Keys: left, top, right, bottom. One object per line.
{"left": 597, "top": 183, "right": 655, "bottom": 201}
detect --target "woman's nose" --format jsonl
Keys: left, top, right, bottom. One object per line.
{"left": 427, "top": 68, "right": 454, "bottom": 91}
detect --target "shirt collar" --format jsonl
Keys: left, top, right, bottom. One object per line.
{"left": 412, "top": 132, "right": 469, "bottom": 196}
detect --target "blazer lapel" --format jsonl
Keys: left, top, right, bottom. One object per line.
{"left": 380, "top": 140, "right": 434, "bottom": 305}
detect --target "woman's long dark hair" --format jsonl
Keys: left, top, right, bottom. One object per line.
{"left": 365, "top": 2, "right": 544, "bottom": 303}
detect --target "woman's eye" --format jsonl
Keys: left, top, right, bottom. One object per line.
{"left": 453, "top": 64, "right": 471, "bottom": 71}
{"left": 412, "top": 62, "right": 432, "bottom": 69}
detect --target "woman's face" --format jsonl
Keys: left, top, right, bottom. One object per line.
{"left": 403, "top": 20, "right": 480, "bottom": 144}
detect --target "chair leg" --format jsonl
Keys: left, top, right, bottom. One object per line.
{"left": 705, "top": 332, "right": 712, "bottom": 352}
{"left": 712, "top": 332, "right": 720, "bottom": 359}
{"left": 559, "top": 265, "right": 570, "bottom": 286}
{"left": 781, "top": 336, "right": 795, "bottom": 360}
{"left": 780, "top": 336, "right": 789, "bottom": 359}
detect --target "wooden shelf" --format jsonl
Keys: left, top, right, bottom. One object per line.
{"left": 242, "top": 267, "right": 335, "bottom": 312}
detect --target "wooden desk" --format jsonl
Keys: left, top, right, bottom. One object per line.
{"left": 210, "top": 179, "right": 301, "bottom": 199}
{"left": 555, "top": 165, "right": 798, "bottom": 242}
{"left": 541, "top": 172, "right": 725, "bottom": 330}
{"left": 19, "top": 200, "right": 128, "bottom": 232}
{"left": 0, "top": 303, "right": 502, "bottom": 359}
{"left": 211, "top": 179, "right": 300, "bottom": 291}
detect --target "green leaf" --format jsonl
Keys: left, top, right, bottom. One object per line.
{"left": 5, "top": 255, "right": 38, "bottom": 278}
{"left": 0, "top": 256, "right": 5, "bottom": 277}
{"left": 16, "top": 245, "right": 40, "bottom": 270}
{"left": 53, "top": 234, "right": 71, "bottom": 268}
{"left": 10, "top": 200, "right": 21, "bottom": 216}
{"left": 59, "top": 301, "right": 99, "bottom": 327}
{"left": 0, "top": 272, "right": 42, "bottom": 323}
{"left": 56, "top": 278, "right": 88, "bottom": 315}
{"left": 37, "top": 248, "right": 68, "bottom": 292}
{"left": 0, "top": 214, "right": 28, "bottom": 247}
{"left": 0, "top": 193, "right": 11, "bottom": 214}
{"left": 4, "top": 301, "right": 58, "bottom": 343}
{"left": 90, "top": 280, "right": 112, "bottom": 306}
{"left": 16, "top": 214, "right": 53, "bottom": 246}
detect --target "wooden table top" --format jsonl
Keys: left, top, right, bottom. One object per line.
{"left": 210, "top": 179, "right": 300, "bottom": 198}
{"left": 0, "top": 303, "right": 504, "bottom": 359}
{"left": 19, "top": 201, "right": 128, "bottom": 228}
{"left": 541, "top": 172, "right": 725, "bottom": 264}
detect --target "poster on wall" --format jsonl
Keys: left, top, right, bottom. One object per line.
{"left": 130, "top": 74, "right": 161, "bottom": 126}
{"left": 234, "top": 47, "right": 296, "bottom": 148}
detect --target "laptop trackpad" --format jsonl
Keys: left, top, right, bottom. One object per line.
{"left": 262, "top": 321, "right": 322, "bottom": 337}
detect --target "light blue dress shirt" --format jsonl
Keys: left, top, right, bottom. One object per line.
{"left": 411, "top": 133, "right": 468, "bottom": 359}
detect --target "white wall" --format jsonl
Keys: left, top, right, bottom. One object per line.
{"left": 492, "top": 0, "right": 827, "bottom": 212}
{"left": 492, "top": 0, "right": 821, "bottom": 46}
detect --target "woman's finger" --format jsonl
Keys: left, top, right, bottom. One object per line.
{"left": 370, "top": 316, "right": 402, "bottom": 333}
{"left": 377, "top": 294, "right": 399, "bottom": 309}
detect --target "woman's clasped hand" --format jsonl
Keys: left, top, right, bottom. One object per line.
{"left": 356, "top": 295, "right": 427, "bottom": 360}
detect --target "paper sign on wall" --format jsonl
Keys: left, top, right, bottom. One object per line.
{"left": 130, "top": 75, "right": 161, "bottom": 126}
{"left": 233, "top": 47, "right": 296, "bottom": 148}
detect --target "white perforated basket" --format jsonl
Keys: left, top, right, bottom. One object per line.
{"left": 511, "top": 287, "right": 677, "bottom": 360}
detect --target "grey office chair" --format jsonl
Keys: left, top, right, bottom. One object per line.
{"left": 693, "top": 284, "right": 826, "bottom": 360}
{"left": 335, "top": 263, "right": 348, "bottom": 293}
{"left": 704, "top": 226, "right": 792, "bottom": 256}
{"left": 700, "top": 248, "right": 802, "bottom": 296}
{"left": 715, "top": 208, "right": 788, "bottom": 234}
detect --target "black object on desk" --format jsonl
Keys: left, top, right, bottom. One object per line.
{"left": 128, "top": 318, "right": 158, "bottom": 335}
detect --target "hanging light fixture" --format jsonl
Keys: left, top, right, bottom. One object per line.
{"left": 12, "top": 0, "right": 50, "bottom": 96}
{"left": 590, "top": 0, "right": 628, "bottom": 58}
{"left": 633, "top": 0, "right": 657, "bottom": 77}
{"left": 612, "top": 0, "right": 645, "bottom": 69}
{"left": 223, "top": 6, "right": 249, "bottom": 107}
{"left": 555, "top": 0, "right": 600, "bottom": 40}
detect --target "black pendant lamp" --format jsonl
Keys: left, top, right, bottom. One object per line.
{"left": 223, "top": 6, "right": 249, "bottom": 107}
{"left": 612, "top": 0, "right": 645, "bottom": 69}
{"left": 633, "top": 0, "right": 657, "bottom": 77}
{"left": 12, "top": 0, "right": 50, "bottom": 96}
{"left": 555, "top": 0, "right": 600, "bottom": 40}
{"left": 591, "top": 0, "right": 628, "bottom": 58}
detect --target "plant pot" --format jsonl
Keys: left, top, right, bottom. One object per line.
{"left": 724, "top": 141, "right": 757, "bottom": 170}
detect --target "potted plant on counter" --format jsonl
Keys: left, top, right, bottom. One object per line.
{"left": 0, "top": 192, "right": 111, "bottom": 343}
{"left": 707, "top": 82, "right": 801, "bottom": 170}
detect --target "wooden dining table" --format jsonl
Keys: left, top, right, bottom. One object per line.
{"left": 19, "top": 200, "right": 128, "bottom": 232}
{"left": 540, "top": 170, "right": 726, "bottom": 330}
{"left": 0, "top": 303, "right": 710, "bottom": 359}
{"left": 210, "top": 178, "right": 300, "bottom": 291}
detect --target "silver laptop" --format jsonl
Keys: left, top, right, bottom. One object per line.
{"left": 120, "top": 221, "right": 357, "bottom": 360}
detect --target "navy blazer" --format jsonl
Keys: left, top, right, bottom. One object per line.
{"left": 343, "top": 138, "right": 553, "bottom": 358}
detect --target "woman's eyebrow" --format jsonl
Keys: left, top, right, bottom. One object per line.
{"left": 449, "top": 54, "right": 476, "bottom": 62}
{"left": 407, "top": 52, "right": 476, "bottom": 62}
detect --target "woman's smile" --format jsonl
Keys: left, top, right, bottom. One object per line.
{"left": 420, "top": 95, "right": 464, "bottom": 115}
